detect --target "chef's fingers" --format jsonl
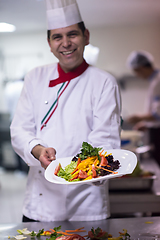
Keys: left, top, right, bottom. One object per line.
{"left": 91, "top": 180, "right": 106, "bottom": 186}
{"left": 46, "top": 147, "right": 56, "bottom": 161}
{"left": 86, "top": 180, "right": 107, "bottom": 186}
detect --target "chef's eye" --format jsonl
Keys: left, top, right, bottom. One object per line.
{"left": 52, "top": 35, "right": 62, "bottom": 40}
{"left": 68, "top": 32, "right": 78, "bottom": 38}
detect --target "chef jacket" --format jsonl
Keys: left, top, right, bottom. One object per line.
{"left": 10, "top": 63, "right": 121, "bottom": 222}
{"left": 144, "top": 70, "right": 160, "bottom": 128}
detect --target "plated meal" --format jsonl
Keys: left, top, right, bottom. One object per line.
{"left": 45, "top": 142, "right": 137, "bottom": 185}
{"left": 54, "top": 142, "right": 120, "bottom": 182}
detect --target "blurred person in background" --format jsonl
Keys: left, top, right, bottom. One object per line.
{"left": 4, "top": 78, "right": 29, "bottom": 175}
{"left": 127, "top": 50, "right": 160, "bottom": 165}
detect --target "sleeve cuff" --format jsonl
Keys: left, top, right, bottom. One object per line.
{"left": 24, "top": 138, "right": 48, "bottom": 166}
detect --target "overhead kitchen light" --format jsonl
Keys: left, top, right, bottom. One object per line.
{"left": 0, "top": 22, "right": 16, "bottom": 32}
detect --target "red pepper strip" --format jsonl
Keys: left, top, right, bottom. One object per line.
{"left": 69, "top": 174, "right": 79, "bottom": 181}
{"left": 77, "top": 157, "right": 81, "bottom": 166}
{"left": 65, "top": 230, "right": 86, "bottom": 233}
{"left": 71, "top": 158, "right": 81, "bottom": 175}
{"left": 71, "top": 168, "right": 78, "bottom": 175}
{"left": 99, "top": 150, "right": 104, "bottom": 156}
{"left": 59, "top": 232, "right": 75, "bottom": 236}
{"left": 96, "top": 166, "right": 118, "bottom": 174}
{"left": 92, "top": 164, "right": 97, "bottom": 178}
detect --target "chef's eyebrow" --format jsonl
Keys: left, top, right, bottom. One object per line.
{"left": 51, "top": 33, "right": 62, "bottom": 39}
{"left": 51, "top": 30, "right": 80, "bottom": 39}
{"left": 67, "top": 30, "right": 79, "bottom": 35}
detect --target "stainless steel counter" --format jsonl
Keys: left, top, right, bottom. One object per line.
{"left": 1, "top": 216, "right": 160, "bottom": 239}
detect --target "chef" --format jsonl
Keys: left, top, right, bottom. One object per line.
{"left": 10, "top": 0, "right": 121, "bottom": 222}
{"left": 127, "top": 51, "right": 160, "bottom": 165}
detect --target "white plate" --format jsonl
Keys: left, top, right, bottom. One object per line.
{"left": 44, "top": 149, "right": 137, "bottom": 185}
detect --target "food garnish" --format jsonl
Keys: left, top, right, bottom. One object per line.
{"left": 8, "top": 236, "right": 27, "bottom": 240}
{"left": 17, "top": 228, "right": 31, "bottom": 235}
{"left": 56, "top": 142, "right": 120, "bottom": 182}
{"left": 118, "top": 229, "right": 131, "bottom": 240}
{"left": 88, "top": 227, "right": 110, "bottom": 239}
{"left": 8, "top": 226, "right": 130, "bottom": 240}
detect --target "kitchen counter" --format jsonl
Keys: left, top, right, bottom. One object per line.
{"left": 109, "top": 158, "right": 160, "bottom": 216}
{"left": 1, "top": 216, "right": 160, "bottom": 239}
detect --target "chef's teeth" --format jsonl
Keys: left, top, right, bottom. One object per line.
{"left": 62, "top": 50, "right": 74, "bottom": 55}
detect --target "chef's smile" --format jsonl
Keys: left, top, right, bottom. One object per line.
{"left": 48, "top": 24, "right": 89, "bottom": 72}
{"left": 60, "top": 48, "right": 77, "bottom": 56}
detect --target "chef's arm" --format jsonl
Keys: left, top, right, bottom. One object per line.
{"left": 127, "top": 114, "right": 155, "bottom": 124}
{"left": 10, "top": 72, "right": 54, "bottom": 167}
{"left": 31, "top": 144, "right": 56, "bottom": 169}
{"left": 88, "top": 76, "right": 121, "bottom": 150}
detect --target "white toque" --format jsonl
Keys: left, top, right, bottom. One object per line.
{"left": 45, "top": 0, "right": 82, "bottom": 30}
{"left": 127, "top": 50, "right": 154, "bottom": 69}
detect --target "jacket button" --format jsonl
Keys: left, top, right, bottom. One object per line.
{"left": 39, "top": 193, "right": 43, "bottom": 196}
{"left": 45, "top": 101, "right": 48, "bottom": 104}
{"left": 39, "top": 170, "right": 42, "bottom": 174}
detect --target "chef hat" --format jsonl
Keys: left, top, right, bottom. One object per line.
{"left": 127, "top": 50, "right": 154, "bottom": 69}
{"left": 45, "top": 0, "right": 82, "bottom": 30}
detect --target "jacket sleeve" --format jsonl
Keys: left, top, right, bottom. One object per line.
{"left": 88, "top": 75, "right": 121, "bottom": 150}
{"left": 10, "top": 73, "right": 48, "bottom": 166}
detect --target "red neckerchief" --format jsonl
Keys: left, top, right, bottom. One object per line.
{"left": 49, "top": 59, "right": 89, "bottom": 87}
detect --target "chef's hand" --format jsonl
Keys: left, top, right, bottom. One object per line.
{"left": 91, "top": 180, "right": 107, "bottom": 186}
{"left": 133, "top": 121, "right": 147, "bottom": 131}
{"left": 31, "top": 144, "right": 56, "bottom": 169}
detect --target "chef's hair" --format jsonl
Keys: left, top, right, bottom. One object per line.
{"left": 127, "top": 51, "right": 154, "bottom": 70}
{"left": 143, "top": 62, "right": 153, "bottom": 68}
{"left": 47, "top": 21, "right": 86, "bottom": 40}
{"left": 135, "top": 54, "right": 153, "bottom": 68}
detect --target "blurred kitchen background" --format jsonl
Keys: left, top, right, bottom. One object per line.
{"left": 1, "top": 0, "right": 160, "bottom": 223}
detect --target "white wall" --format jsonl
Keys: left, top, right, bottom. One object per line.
{"left": 0, "top": 24, "right": 160, "bottom": 116}
{"left": 89, "top": 24, "right": 160, "bottom": 76}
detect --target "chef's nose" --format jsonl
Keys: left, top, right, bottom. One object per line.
{"left": 62, "top": 36, "right": 71, "bottom": 48}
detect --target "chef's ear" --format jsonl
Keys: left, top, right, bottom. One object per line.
{"left": 84, "top": 29, "right": 90, "bottom": 46}
{"left": 47, "top": 30, "right": 52, "bottom": 48}
{"left": 47, "top": 38, "right": 51, "bottom": 48}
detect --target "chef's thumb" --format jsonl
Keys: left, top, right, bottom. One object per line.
{"left": 47, "top": 147, "right": 56, "bottom": 160}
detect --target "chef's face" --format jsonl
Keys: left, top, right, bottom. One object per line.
{"left": 133, "top": 67, "right": 150, "bottom": 79}
{"left": 48, "top": 24, "right": 89, "bottom": 73}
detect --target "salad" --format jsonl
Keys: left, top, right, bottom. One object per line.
{"left": 54, "top": 142, "right": 120, "bottom": 182}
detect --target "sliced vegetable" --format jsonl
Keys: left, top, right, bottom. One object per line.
{"left": 100, "top": 156, "right": 108, "bottom": 166}
{"left": 10, "top": 226, "right": 130, "bottom": 240}
{"left": 8, "top": 235, "right": 27, "bottom": 240}
{"left": 17, "top": 228, "right": 32, "bottom": 235}
{"left": 67, "top": 234, "right": 85, "bottom": 240}
{"left": 96, "top": 166, "right": 118, "bottom": 174}
{"left": 88, "top": 227, "right": 109, "bottom": 240}
{"left": 54, "top": 163, "right": 61, "bottom": 176}
{"left": 92, "top": 164, "right": 97, "bottom": 178}
{"left": 78, "top": 170, "right": 88, "bottom": 179}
